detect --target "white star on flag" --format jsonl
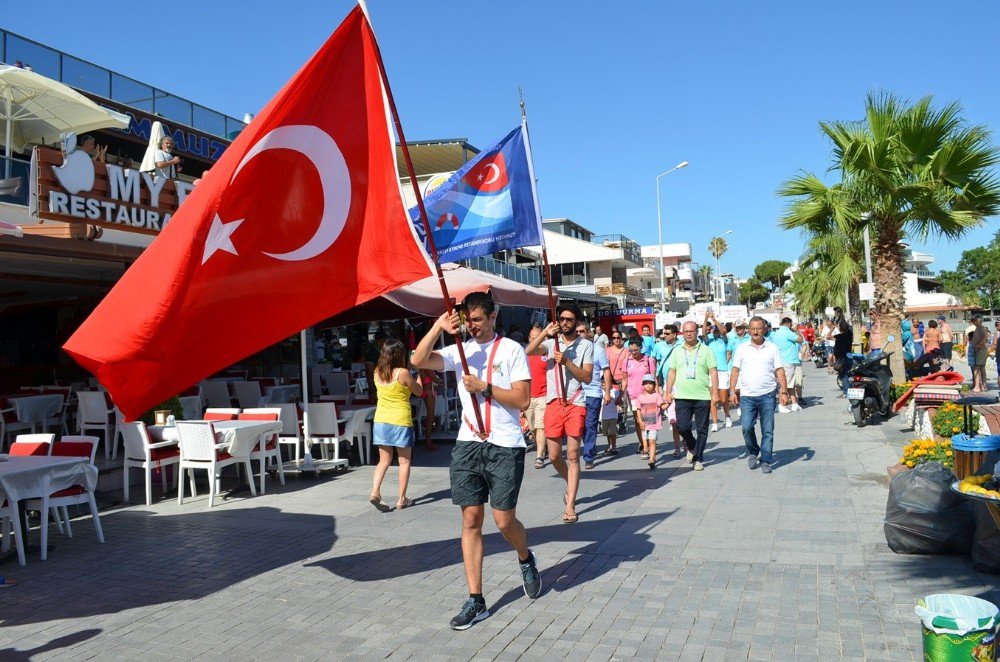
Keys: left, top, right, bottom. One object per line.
{"left": 202, "top": 214, "right": 244, "bottom": 264}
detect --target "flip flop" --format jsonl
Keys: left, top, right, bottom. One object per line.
{"left": 0, "top": 576, "right": 16, "bottom": 587}
{"left": 562, "top": 512, "right": 578, "bottom": 524}
{"left": 368, "top": 496, "right": 391, "bottom": 513}
{"left": 534, "top": 458, "right": 544, "bottom": 469}
{"left": 396, "top": 497, "right": 414, "bottom": 510}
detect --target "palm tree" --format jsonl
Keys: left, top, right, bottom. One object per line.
{"left": 779, "top": 92, "right": 1000, "bottom": 381}
{"left": 698, "top": 264, "right": 713, "bottom": 301}
{"left": 708, "top": 236, "right": 729, "bottom": 273}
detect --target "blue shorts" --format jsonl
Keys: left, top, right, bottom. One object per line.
{"left": 373, "top": 422, "right": 414, "bottom": 448}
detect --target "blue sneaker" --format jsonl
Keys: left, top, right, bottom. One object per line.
{"left": 519, "top": 550, "right": 542, "bottom": 599}
{"left": 449, "top": 597, "right": 489, "bottom": 630}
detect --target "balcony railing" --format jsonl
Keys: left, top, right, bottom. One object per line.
{"left": 591, "top": 234, "right": 643, "bottom": 266}
{"left": 0, "top": 156, "right": 30, "bottom": 207}
{"left": 1, "top": 29, "right": 246, "bottom": 139}
{"left": 465, "top": 255, "right": 541, "bottom": 286}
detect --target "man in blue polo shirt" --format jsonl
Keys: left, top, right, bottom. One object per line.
{"left": 770, "top": 317, "right": 805, "bottom": 411}
{"left": 700, "top": 312, "right": 732, "bottom": 432}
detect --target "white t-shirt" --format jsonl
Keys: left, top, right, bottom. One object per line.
{"left": 731, "top": 340, "right": 785, "bottom": 397}
{"left": 439, "top": 335, "right": 530, "bottom": 448}
{"left": 154, "top": 149, "right": 175, "bottom": 180}
{"left": 594, "top": 332, "right": 609, "bottom": 349}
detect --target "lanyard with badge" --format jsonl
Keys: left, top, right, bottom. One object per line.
{"left": 463, "top": 338, "right": 503, "bottom": 442}
{"left": 682, "top": 344, "right": 701, "bottom": 380}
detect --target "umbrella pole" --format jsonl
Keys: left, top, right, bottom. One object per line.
{"left": 4, "top": 95, "right": 11, "bottom": 179}
{"left": 299, "top": 329, "right": 315, "bottom": 469}
{"left": 369, "top": 22, "right": 486, "bottom": 435}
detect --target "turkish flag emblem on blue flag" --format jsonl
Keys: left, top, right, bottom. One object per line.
{"left": 63, "top": 8, "right": 432, "bottom": 420}
{"left": 463, "top": 152, "right": 509, "bottom": 193}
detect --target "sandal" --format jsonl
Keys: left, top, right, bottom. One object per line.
{"left": 562, "top": 512, "right": 578, "bottom": 524}
{"left": 534, "top": 458, "right": 544, "bottom": 469}
{"left": 0, "top": 576, "right": 17, "bottom": 587}
{"left": 368, "top": 496, "right": 391, "bottom": 513}
{"left": 396, "top": 497, "right": 414, "bottom": 510}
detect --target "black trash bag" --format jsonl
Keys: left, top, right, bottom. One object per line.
{"left": 971, "top": 503, "right": 1000, "bottom": 574}
{"left": 884, "top": 461, "right": 974, "bottom": 554}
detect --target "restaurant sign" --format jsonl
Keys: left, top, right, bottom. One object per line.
{"left": 31, "top": 145, "right": 194, "bottom": 235}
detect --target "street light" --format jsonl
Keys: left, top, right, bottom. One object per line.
{"left": 715, "top": 229, "right": 733, "bottom": 274}
{"left": 655, "top": 160, "right": 689, "bottom": 309}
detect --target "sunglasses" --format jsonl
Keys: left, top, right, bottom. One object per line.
{"left": 558, "top": 316, "right": 576, "bottom": 322}
{"left": 611, "top": 335, "right": 622, "bottom": 339}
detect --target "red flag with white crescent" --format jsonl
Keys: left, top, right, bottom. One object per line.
{"left": 63, "top": 7, "right": 432, "bottom": 419}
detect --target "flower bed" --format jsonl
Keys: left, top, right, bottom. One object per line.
{"left": 899, "top": 438, "right": 953, "bottom": 470}
{"left": 931, "top": 402, "right": 980, "bottom": 438}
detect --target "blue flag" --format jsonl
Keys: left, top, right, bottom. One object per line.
{"left": 409, "top": 125, "right": 543, "bottom": 263}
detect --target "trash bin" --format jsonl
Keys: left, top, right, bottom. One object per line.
{"left": 916, "top": 594, "right": 999, "bottom": 661}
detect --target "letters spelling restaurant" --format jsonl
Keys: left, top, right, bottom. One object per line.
{"left": 0, "top": 30, "right": 474, "bottom": 391}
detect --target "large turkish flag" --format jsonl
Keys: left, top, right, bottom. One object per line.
{"left": 63, "top": 8, "right": 432, "bottom": 419}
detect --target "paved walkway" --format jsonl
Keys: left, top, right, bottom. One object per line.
{"left": 1, "top": 363, "right": 997, "bottom": 661}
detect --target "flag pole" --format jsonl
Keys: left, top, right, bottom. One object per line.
{"left": 519, "top": 88, "right": 566, "bottom": 404}
{"left": 364, "top": 9, "right": 486, "bottom": 435}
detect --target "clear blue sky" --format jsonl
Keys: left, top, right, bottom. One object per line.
{"left": 7, "top": 0, "right": 999, "bottom": 277}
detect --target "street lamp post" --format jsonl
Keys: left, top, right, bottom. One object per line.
{"left": 655, "top": 160, "right": 689, "bottom": 309}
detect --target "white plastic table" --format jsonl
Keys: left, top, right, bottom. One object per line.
{"left": 9, "top": 394, "right": 64, "bottom": 433}
{"left": 0, "top": 455, "right": 97, "bottom": 565}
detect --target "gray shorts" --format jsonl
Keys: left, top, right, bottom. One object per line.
{"left": 450, "top": 441, "right": 525, "bottom": 511}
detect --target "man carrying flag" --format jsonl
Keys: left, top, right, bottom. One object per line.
{"left": 412, "top": 291, "right": 541, "bottom": 630}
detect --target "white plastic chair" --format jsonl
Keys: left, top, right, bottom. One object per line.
{"left": 304, "top": 403, "right": 349, "bottom": 467}
{"left": 239, "top": 408, "right": 286, "bottom": 494}
{"left": 12, "top": 432, "right": 56, "bottom": 447}
{"left": 178, "top": 396, "right": 202, "bottom": 420}
{"left": 122, "top": 422, "right": 181, "bottom": 506}
{"left": 1, "top": 397, "right": 35, "bottom": 449}
{"left": 277, "top": 403, "right": 302, "bottom": 462}
{"left": 176, "top": 421, "right": 256, "bottom": 507}
{"left": 232, "top": 381, "right": 262, "bottom": 409}
{"left": 342, "top": 407, "right": 375, "bottom": 466}
{"left": 26, "top": 437, "right": 105, "bottom": 561}
{"left": 201, "top": 381, "right": 233, "bottom": 409}
{"left": 0, "top": 485, "right": 22, "bottom": 566}
{"left": 76, "top": 391, "right": 115, "bottom": 458}
{"left": 320, "top": 373, "right": 352, "bottom": 403}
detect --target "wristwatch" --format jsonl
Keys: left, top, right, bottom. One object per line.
{"left": 483, "top": 383, "right": 493, "bottom": 399}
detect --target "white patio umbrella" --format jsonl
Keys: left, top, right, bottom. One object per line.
{"left": 0, "top": 65, "right": 130, "bottom": 176}
{"left": 139, "top": 120, "right": 167, "bottom": 173}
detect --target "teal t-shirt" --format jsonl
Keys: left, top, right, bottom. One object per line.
{"left": 728, "top": 333, "right": 750, "bottom": 355}
{"left": 771, "top": 326, "right": 802, "bottom": 366}
{"left": 669, "top": 343, "right": 717, "bottom": 400}
{"left": 652, "top": 339, "right": 680, "bottom": 382}
{"left": 704, "top": 334, "right": 730, "bottom": 372}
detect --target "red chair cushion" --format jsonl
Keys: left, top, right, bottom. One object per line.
{"left": 50, "top": 486, "right": 86, "bottom": 498}
{"left": 237, "top": 413, "right": 278, "bottom": 421}
{"left": 204, "top": 412, "right": 236, "bottom": 421}
{"left": 216, "top": 451, "right": 232, "bottom": 461}
{"left": 50, "top": 441, "right": 95, "bottom": 458}
{"left": 9, "top": 442, "right": 49, "bottom": 456}
{"left": 150, "top": 447, "right": 180, "bottom": 461}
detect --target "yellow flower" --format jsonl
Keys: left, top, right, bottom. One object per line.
{"left": 946, "top": 450, "right": 953, "bottom": 457}
{"left": 952, "top": 426, "right": 960, "bottom": 433}
{"left": 906, "top": 461, "right": 915, "bottom": 468}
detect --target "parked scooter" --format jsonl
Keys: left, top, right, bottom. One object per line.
{"left": 812, "top": 341, "right": 829, "bottom": 368}
{"left": 847, "top": 351, "right": 894, "bottom": 427}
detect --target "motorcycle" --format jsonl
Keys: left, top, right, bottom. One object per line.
{"left": 812, "top": 341, "right": 829, "bottom": 368}
{"left": 847, "top": 350, "right": 894, "bottom": 427}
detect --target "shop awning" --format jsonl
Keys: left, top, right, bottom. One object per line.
{"left": 319, "top": 264, "right": 550, "bottom": 327}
